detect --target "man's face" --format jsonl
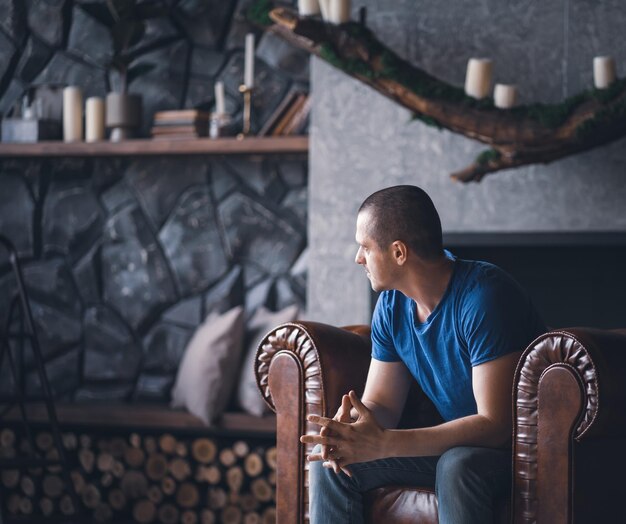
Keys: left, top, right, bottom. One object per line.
{"left": 354, "top": 211, "right": 397, "bottom": 292}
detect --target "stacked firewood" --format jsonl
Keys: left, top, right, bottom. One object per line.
{"left": 0, "top": 427, "right": 277, "bottom": 523}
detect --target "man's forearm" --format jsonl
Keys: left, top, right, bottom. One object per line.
{"left": 381, "top": 414, "right": 511, "bottom": 458}
{"left": 359, "top": 400, "right": 401, "bottom": 430}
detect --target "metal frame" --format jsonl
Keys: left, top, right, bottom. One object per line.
{"left": 0, "top": 236, "right": 82, "bottom": 521}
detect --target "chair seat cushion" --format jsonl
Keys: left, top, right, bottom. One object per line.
{"left": 364, "top": 486, "right": 510, "bottom": 523}
{"left": 365, "top": 487, "right": 438, "bottom": 524}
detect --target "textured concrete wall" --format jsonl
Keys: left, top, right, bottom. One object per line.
{"left": 308, "top": 0, "right": 626, "bottom": 325}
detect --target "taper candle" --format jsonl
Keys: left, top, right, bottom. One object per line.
{"left": 594, "top": 56, "right": 616, "bottom": 89}
{"left": 493, "top": 84, "right": 517, "bottom": 109}
{"left": 85, "top": 96, "right": 105, "bottom": 142}
{"left": 63, "top": 86, "right": 83, "bottom": 142}
{"left": 464, "top": 58, "right": 493, "bottom": 99}
{"left": 328, "top": 0, "right": 351, "bottom": 24}
{"left": 318, "top": 0, "right": 330, "bottom": 20}
{"left": 244, "top": 33, "right": 255, "bottom": 89}
{"left": 214, "top": 81, "right": 225, "bottom": 115}
{"left": 299, "top": 0, "right": 320, "bottom": 16}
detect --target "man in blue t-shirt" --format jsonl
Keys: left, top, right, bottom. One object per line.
{"left": 300, "top": 185, "right": 546, "bottom": 524}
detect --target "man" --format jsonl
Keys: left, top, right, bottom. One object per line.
{"left": 300, "top": 185, "right": 546, "bottom": 523}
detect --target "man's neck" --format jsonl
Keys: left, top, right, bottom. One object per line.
{"left": 399, "top": 255, "right": 455, "bottom": 323}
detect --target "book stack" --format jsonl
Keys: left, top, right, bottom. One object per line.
{"left": 151, "top": 110, "right": 211, "bottom": 139}
{"left": 258, "top": 91, "right": 311, "bottom": 137}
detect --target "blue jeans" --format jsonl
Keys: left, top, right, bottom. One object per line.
{"left": 309, "top": 446, "right": 511, "bottom": 524}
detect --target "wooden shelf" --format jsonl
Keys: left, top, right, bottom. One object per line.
{"left": 5, "top": 403, "right": 277, "bottom": 436}
{"left": 0, "top": 136, "right": 308, "bottom": 158}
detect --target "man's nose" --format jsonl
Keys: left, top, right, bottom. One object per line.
{"left": 355, "top": 248, "right": 363, "bottom": 264}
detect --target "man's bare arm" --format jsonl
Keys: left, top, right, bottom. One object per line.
{"left": 358, "top": 359, "right": 413, "bottom": 429}
{"left": 302, "top": 350, "right": 522, "bottom": 466}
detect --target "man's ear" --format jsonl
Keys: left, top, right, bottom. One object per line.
{"left": 391, "top": 241, "right": 408, "bottom": 265}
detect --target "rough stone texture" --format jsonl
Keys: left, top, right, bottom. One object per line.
{"left": 219, "top": 192, "right": 304, "bottom": 276}
{"left": 0, "top": 0, "right": 309, "bottom": 404}
{"left": 26, "top": 0, "right": 68, "bottom": 48}
{"left": 0, "top": 29, "right": 17, "bottom": 85}
{"left": 100, "top": 179, "right": 136, "bottom": 215}
{"left": 0, "top": 171, "right": 34, "bottom": 257}
{"left": 23, "top": 258, "right": 81, "bottom": 317}
{"left": 211, "top": 161, "right": 239, "bottom": 200}
{"left": 142, "top": 322, "right": 192, "bottom": 374}
{"left": 279, "top": 159, "right": 307, "bottom": 188}
{"left": 189, "top": 46, "right": 226, "bottom": 79}
{"left": 27, "top": 347, "right": 80, "bottom": 397}
{"left": 67, "top": 4, "right": 112, "bottom": 66}
{"left": 18, "top": 259, "right": 82, "bottom": 360}
{"left": 125, "top": 157, "right": 208, "bottom": 230}
{"left": 102, "top": 204, "right": 177, "bottom": 331}
{"left": 26, "top": 300, "right": 82, "bottom": 361}
{"left": 0, "top": 0, "right": 26, "bottom": 42}
{"left": 134, "top": 373, "right": 173, "bottom": 402}
{"left": 83, "top": 305, "right": 140, "bottom": 381}
{"left": 223, "top": 0, "right": 255, "bottom": 51}
{"left": 257, "top": 31, "right": 310, "bottom": 84}
{"left": 14, "top": 35, "right": 53, "bottom": 83}
{"left": 159, "top": 185, "right": 229, "bottom": 295}
{"left": 162, "top": 295, "right": 203, "bottom": 328}
{"left": 203, "top": 265, "right": 244, "bottom": 315}
{"left": 0, "top": 78, "right": 26, "bottom": 116}
{"left": 175, "top": 0, "right": 233, "bottom": 47}
{"left": 42, "top": 180, "right": 104, "bottom": 259}
{"left": 308, "top": 2, "right": 626, "bottom": 325}
{"left": 72, "top": 244, "right": 101, "bottom": 305}
{"left": 282, "top": 186, "right": 307, "bottom": 225}
{"left": 33, "top": 51, "right": 107, "bottom": 99}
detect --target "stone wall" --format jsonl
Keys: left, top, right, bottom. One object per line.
{"left": 308, "top": 0, "right": 626, "bottom": 326}
{"left": 0, "top": 0, "right": 309, "bottom": 403}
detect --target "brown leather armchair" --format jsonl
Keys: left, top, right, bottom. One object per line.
{"left": 255, "top": 322, "right": 626, "bottom": 523}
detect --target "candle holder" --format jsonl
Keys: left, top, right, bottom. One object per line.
{"left": 237, "top": 84, "right": 254, "bottom": 139}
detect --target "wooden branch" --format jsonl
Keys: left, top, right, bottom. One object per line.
{"left": 269, "top": 7, "right": 626, "bottom": 182}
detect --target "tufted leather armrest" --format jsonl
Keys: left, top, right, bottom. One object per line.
{"left": 254, "top": 322, "right": 372, "bottom": 524}
{"left": 513, "top": 328, "right": 626, "bottom": 524}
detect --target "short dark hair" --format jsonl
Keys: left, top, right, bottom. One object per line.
{"left": 358, "top": 185, "right": 443, "bottom": 260}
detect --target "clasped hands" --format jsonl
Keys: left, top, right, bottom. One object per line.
{"left": 300, "top": 390, "right": 386, "bottom": 476}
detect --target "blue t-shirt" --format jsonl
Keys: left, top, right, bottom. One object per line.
{"left": 371, "top": 253, "right": 546, "bottom": 422}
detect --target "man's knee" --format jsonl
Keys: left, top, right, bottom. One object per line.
{"left": 436, "top": 447, "right": 485, "bottom": 489}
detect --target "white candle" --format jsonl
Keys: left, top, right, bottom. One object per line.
{"left": 593, "top": 56, "right": 616, "bottom": 89}
{"left": 63, "top": 86, "right": 83, "bottom": 142}
{"left": 85, "top": 97, "right": 105, "bottom": 142}
{"left": 493, "top": 84, "right": 517, "bottom": 109}
{"left": 318, "top": 0, "right": 330, "bottom": 20}
{"left": 214, "top": 81, "right": 225, "bottom": 115}
{"left": 328, "top": 0, "right": 351, "bottom": 24}
{"left": 244, "top": 33, "right": 255, "bottom": 89}
{"left": 464, "top": 58, "right": 493, "bottom": 99}
{"left": 299, "top": 0, "right": 320, "bottom": 16}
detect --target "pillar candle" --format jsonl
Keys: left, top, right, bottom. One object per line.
{"left": 299, "top": 0, "right": 320, "bottom": 16}
{"left": 214, "top": 81, "right": 226, "bottom": 115}
{"left": 594, "top": 56, "right": 616, "bottom": 89}
{"left": 318, "top": 0, "right": 330, "bottom": 20}
{"left": 63, "top": 86, "right": 83, "bottom": 142}
{"left": 464, "top": 58, "right": 493, "bottom": 99}
{"left": 244, "top": 33, "right": 255, "bottom": 89}
{"left": 328, "top": 0, "right": 351, "bottom": 24}
{"left": 493, "top": 84, "right": 517, "bottom": 109}
{"left": 85, "top": 97, "right": 105, "bottom": 142}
